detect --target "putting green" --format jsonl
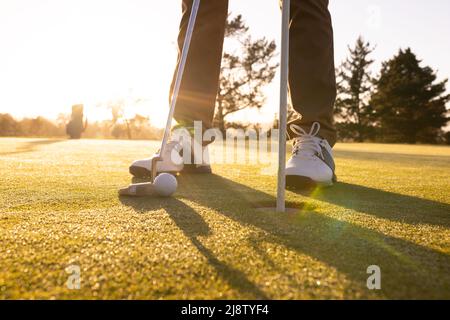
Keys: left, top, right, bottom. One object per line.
{"left": 0, "top": 138, "right": 449, "bottom": 299}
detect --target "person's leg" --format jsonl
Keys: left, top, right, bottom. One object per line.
{"left": 172, "top": 0, "right": 229, "bottom": 130}
{"left": 285, "top": 0, "right": 337, "bottom": 189}
{"left": 287, "top": 0, "right": 336, "bottom": 146}
{"left": 130, "top": 0, "right": 228, "bottom": 178}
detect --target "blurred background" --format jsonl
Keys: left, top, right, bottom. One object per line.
{"left": 0, "top": 0, "right": 448, "bottom": 143}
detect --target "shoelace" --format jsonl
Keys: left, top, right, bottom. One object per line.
{"left": 290, "top": 122, "right": 324, "bottom": 159}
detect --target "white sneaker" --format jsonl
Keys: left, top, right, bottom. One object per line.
{"left": 129, "top": 140, "right": 212, "bottom": 178}
{"left": 129, "top": 140, "right": 184, "bottom": 178}
{"left": 286, "top": 122, "right": 336, "bottom": 189}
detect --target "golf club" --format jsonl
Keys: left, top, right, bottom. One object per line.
{"left": 277, "top": 0, "right": 290, "bottom": 212}
{"left": 119, "top": 0, "right": 201, "bottom": 196}
{"left": 151, "top": 0, "right": 201, "bottom": 183}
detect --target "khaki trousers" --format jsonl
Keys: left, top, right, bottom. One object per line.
{"left": 172, "top": 0, "right": 336, "bottom": 146}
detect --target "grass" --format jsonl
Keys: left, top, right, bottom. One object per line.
{"left": 0, "top": 137, "right": 449, "bottom": 299}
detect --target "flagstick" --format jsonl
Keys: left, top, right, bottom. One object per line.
{"left": 277, "top": 0, "right": 290, "bottom": 213}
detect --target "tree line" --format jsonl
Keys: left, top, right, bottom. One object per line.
{"left": 216, "top": 17, "right": 449, "bottom": 144}
{"left": 335, "top": 36, "right": 449, "bottom": 144}
{"left": 0, "top": 16, "right": 448, "bottom": 144}
{"left": 0, "top": 110, "right": 162, "bottom": 140}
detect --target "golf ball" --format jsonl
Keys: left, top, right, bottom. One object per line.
{"left": 154, "top": 173, "right": 178, "bottom": 197}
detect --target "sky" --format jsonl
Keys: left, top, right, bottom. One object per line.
{"left": 0, "top": 0, "right": 449, "bottom": 127}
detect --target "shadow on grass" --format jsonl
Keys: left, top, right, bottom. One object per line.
{"left": 121, "top": 174, "right": 450, "bottom": 299}
{"left": 119, "top": 195, "right": 268, "bottom": 299}
{"left": 334, "top": 149, "right": 450, "bottom": 165}
{"left": 299, "top": 182, "right": 450, "bottom": 228}
{"left": 0, "top": 139, "right": 64, "bottom": 156}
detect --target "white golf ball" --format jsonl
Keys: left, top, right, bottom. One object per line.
{"left": 153, "top": 173, "right": 178, "bottom": 197}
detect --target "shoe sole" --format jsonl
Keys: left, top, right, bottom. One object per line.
{"left": 129, "top": 166, "right": 152, "bottom": 178}
{"left": 286, "top": 175, "right": 333, "bottom": 191}
{"left": 129, "top": 165, "right": 212, "bottom": 178}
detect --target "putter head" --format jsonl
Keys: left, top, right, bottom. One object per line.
{"left": 118, "top": 154, "right": 164, "bottom": 197}
{"left": 151, "top": 155, "right": 162, "bottom": 183}
{"left": 118, "top": 182, "right": 156, "bottom": 197}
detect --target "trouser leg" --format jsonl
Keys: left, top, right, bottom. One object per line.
{"left": 172, "top": 0, "right": 229, "bottom": 130}
{"left": 287, "top": 0, "right": 336, "bottom": 146}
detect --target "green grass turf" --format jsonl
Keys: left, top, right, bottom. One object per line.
{"left": 0, "top": 138, "right": 449, "bottom": 299}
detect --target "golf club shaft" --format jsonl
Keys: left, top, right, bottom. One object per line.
{"left": 277, "top": 0, "right": 290, "bottom": 213}
{"left": 159, "top": 0, "right": 201, "bottom": 157}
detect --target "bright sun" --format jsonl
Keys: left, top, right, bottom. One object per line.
{"left": 0, "top": 0, "right": 181, "bottom": 127}
{"left": 2, "top": 1, "right": 448, "bottom": 129}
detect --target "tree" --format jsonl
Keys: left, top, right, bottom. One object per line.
{"left": 445, "top": 131, "right": 450, "bottom": 145}
{"left": 106, "top": 98, "right": 153, "bottom": 139}
{"left": 0, "top": 113, "right": 20, "bottom": 136}
{"left": 214, "top": 15, "right": 278, "bottom": 132}
{"left": 108, "top": 100, "right": 132, "bottom": 139}
{"left": 335, "top": 36, "right": 375, "bottom": 142}
{"left": 66, "top": 104, "right": 88, "bottom": 139}
{"left": 371, "top": 48, "right": 449, "bottom": 143}
{"left": 22, "top": 116, "right": 63, "bottom": 137}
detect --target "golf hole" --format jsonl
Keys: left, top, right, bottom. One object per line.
{"left": 253, "top": 201, "right": 301, "bottom": 213}
{"left": 255, "top": 207, "right": 299, "bottom": 214}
